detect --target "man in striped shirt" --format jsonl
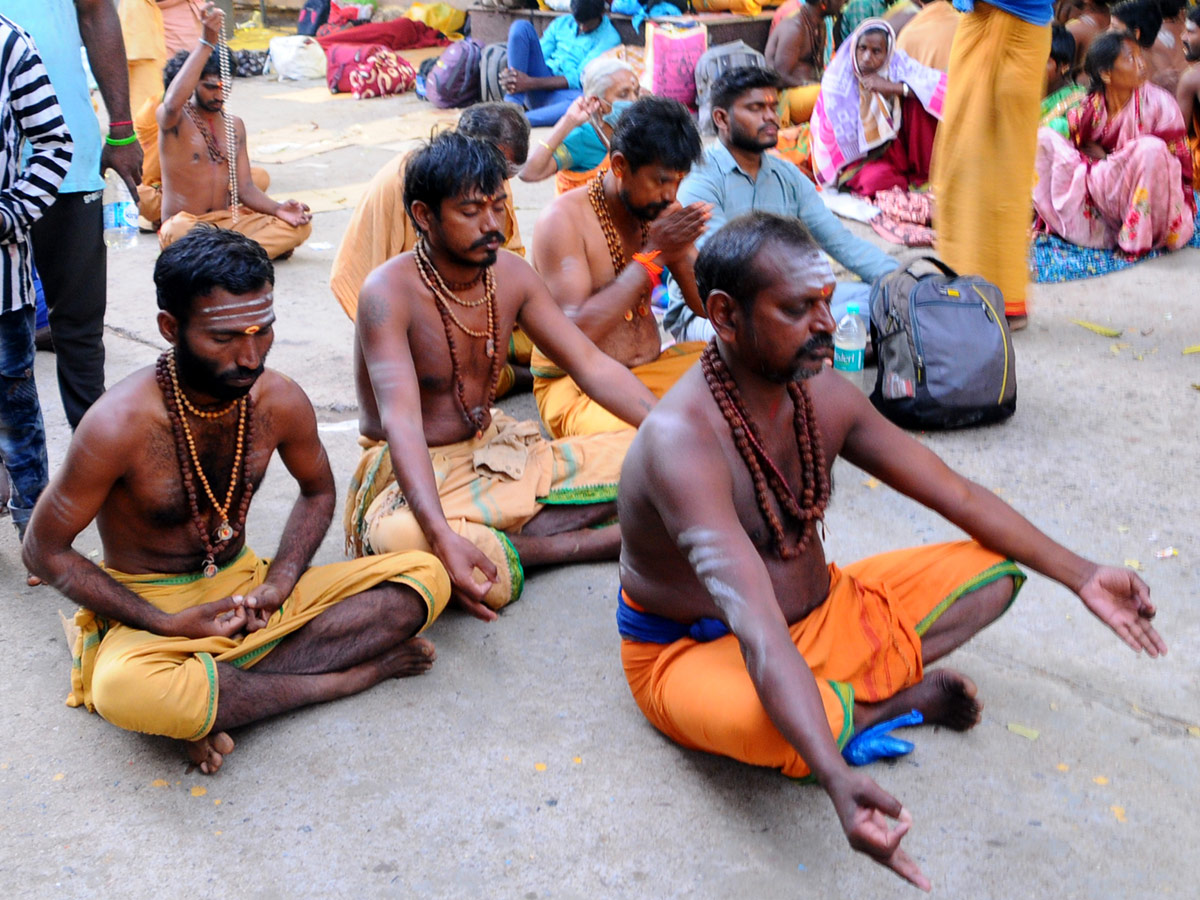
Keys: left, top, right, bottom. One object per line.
{"left": 0, "top": 12, "right": 72, "bottom": 555}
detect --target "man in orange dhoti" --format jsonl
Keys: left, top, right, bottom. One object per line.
{"left": 617, "top": 213, "right": 1166, "bottom": 888}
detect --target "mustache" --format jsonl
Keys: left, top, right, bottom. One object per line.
{"left": 470, "top": 232, "right": 505, "bottom": 249}
{"left": 222, "top": 364, "right": 264, "bottom": 383}
{"left": 801, "top": 333, "right": 834, "bottom": 356}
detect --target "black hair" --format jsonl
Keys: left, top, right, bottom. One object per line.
{"left": 1084, "top": 31, "right": 1132, "bottom": 91}
{"left": 154, "top": 227, "right": 274, "bottom": 324}
{"left": 571, "top": 0, "right": 605, "bottom": 23}
{"left": 403, "top": 131, "right": 508, "bottom": 234}
{"left": 1110, "top": 0, "right": 1163, "bottom": 47}
{"left": 709, "top": 66, "right": 785, "bottom": 116}
{"left": 695, "top": 212, "right": 819, "bottom": 315}
{"left": 163, "top": 48, "right": 220, "bottom": 90}
{"left": 458, "top": 101, "right": 531, "bottom": 167}
{"left": 1189, "top": 3, "right": 1200, "bottom": 25}
{"left": 610, "top": 95, "right": 703, "bottom": 174}
{"left": 1156, "top": 0, "right": 1187, "bottom": 19}
{"left": 1050, "top": 23, "right": 1077, "bottom": 67}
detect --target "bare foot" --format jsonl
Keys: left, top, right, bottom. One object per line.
{"left": 1006, "top": 314, "right": 1028, "bottom": 332}
{"left": 26, "top": 572, "right": 42, "bottom": 586}
{"left": 337, "top": 636, "right": 437, "bottom": 695}
{"left": 905, "top": 669, "right": 981, "bottom": 731}
{"left": 186, "top": 731, "right": 235, "bottom": 775}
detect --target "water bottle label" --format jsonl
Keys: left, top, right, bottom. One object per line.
{"left": 104, "top": 200, "right": 137, "bottom": 230}
{"left": 833, "top": 346, "right": 864, "bottom": 372}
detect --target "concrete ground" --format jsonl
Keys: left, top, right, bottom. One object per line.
{"left": 1, "top": 74, "right": 1198, "bottom": 899}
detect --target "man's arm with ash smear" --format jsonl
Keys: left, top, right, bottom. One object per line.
{"left": 512, "top": 257, "right": 658, "bottom": 427}
{"left": 641, "top": 412, "right": 932, "bottom": 891}
{"left": 531, "top": 197, "right": 710, "bottom": 345}
{"left": 22, "top": 404, "right": 249, "bottom": 639}
{"left": 356, "top": 272, "right": 499, "bottom": 622}
{"left": 238, "top": 375, "right": 335, "bottom": 633}
{"left": 76, "top": 0, "right": 142, "bottom": 194}
{"left": 834, "top": 377, "right": 1167, "bottom": 656}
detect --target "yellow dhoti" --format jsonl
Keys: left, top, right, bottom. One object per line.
{"left": 531, "top": 342, "right": 705, "bottom": 439}
{"left": 344, "top": 411, "right": 633, "bottom": 609}
{"left": 67, "top": 548, "right": 450, "bottom": 741}
{"left": 159, "top": 206, "right": 311, "bottom": 259}
{"left": 779, "top": 84, "right": 821, "bottom": 127}
{"left": 930, "top": 3, "right": 1050, "bottom": 317}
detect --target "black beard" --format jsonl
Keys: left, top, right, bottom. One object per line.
{"left": 618, "top": 187, "right": 668, "bottom": 222}
{"left": 175, "top": 335, "right": 262, "bottom": 402}
{"left": 728, "top": 122, "right": 777, "bottom": 154}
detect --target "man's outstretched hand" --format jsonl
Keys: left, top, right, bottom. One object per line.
{"left": 828, "top": 771, "right": 932, "bottom": 891}
{"left": 1077, "top": 564, "right": 1167, "bottom": 656}
{"left": 434, "top": 531, "right": 499, "bottom": 623}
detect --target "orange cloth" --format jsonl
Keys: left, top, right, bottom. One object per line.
{"left": 780, "top": 84, "right": 821, "bottom": 127}
{"left": 138, "top": 167, "right": 268, "bottom": 228}
{"left": 158, "top": 0, "right": 203, "bottom": 56}
{"left": 895, "top": 1, "right": 961, "bottom": 72}
{"left": 118, "top": 0, "right": 167, "bottom": 116}
{"left": 530, "top": 342, "right": 705, "bottom": 438}
{"left": 329, "top": 151, "right": 524, "bottom": 321}
{"left": 1191, "top": 133, "right": 1200, "bottom": 190}
{"left": 555, "top": 159, "right": 608, "bottom": 195}
{"left": 135, "top": 96, "right": 162, "bottom": 187}
{"left": 159, "top": 207, "right": 311, "bottom": 259}
{"left": 621, "top": 541, "right": 1023, "bottom": 780}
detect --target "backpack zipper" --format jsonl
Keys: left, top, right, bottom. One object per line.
{"left": 973, "top": 285, "right": 1009, "bottom": 405}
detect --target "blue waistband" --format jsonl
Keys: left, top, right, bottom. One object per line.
{"left": 616, "top": 588, "right": 731, "bottom": 644}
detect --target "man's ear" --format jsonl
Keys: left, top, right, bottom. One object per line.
{"left": 157, "top": 310, "right": 180, "bottom": 345}
{"left": 706, "top": 289, "right": 741, "bottom": 343}
{"left": 610, "top": 150, "right": 629, "bottom": 181}
{"left": 711, "top": 106, "right": 729, "bottom": 135}
{"left": 409, "top": 199, "right": 435, "bottom": 236}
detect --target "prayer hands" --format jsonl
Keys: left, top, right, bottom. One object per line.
{"left": 199, "top": 2, "right": 224, "bottom": 43}
{"left": 165, "top": 595, "right": 248, "bottom": 638}
{"left": 1077, "top": 564, "right": 1167, "bottom": 657}
{"left": 435, "top": 532, "right": 499, "bottom": 623}
{"left": 499, "top": 68, "right": 531, "bottom": 96}
{"left": 275, "top": 199, "right": 312, "bottom": 227}
{"left": 828, "top": 771, "right": 931, "bottom": 892}
{"left": 644, "top": 202, "right": 712, "bottom": 265}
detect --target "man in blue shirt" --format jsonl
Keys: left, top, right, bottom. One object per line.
{"left": 665, "top": 67, "right": 898, "bottom": 344}
{"left": 501, "top": 0, "right": 621, "bottom": 127}
{"left": 1, "top": 0, "right": 143, "bottom": 428}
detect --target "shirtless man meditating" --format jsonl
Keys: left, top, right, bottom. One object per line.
{"left": 23, "top": 228, "right": 450, "bottom": 775}
{"left": 347, "top": 132, "right": 657, "bottom": 617}
{"left": 157, "top": 3, "right": 311, "bottom": 259}
{"left": 616, "top": 212, "right": 1166, "bottom": 888}
{"left": 529, "top": 95, "right": 710, "bottom": 439}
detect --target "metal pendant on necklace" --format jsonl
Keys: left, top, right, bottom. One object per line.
{"left": 486, "top": 337, "right": 495, "bottom": 358}
{"left": 214, "top": 520, "right": 234, "bottom": 543}
{"left": 202, "top": 555, "right": 218, "bottom": 579}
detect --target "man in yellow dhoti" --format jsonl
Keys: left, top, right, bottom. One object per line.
{"left": 530, "top": 97, "right": 711, "bottom": 438}
{"left": 349, "top": 131, "right": 658, "bottom": 617}
{"left": 158, "top": 5, "right": 311, "bottom": 260}
{"left": 24, "top": 229, "right": 450, "bottom": 775}
{"left": 118, "top": 0, "right": 167, "bottom": 116}
{"left": 330, "top": 102, "right": 532, "bottom": 395}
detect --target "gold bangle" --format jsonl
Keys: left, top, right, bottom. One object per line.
{"left": 538, "top": 140, "right": 556, "bottom": 152}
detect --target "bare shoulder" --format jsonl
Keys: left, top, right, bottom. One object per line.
{"left": 1180, "top": 64, "right": 1200, "bottom": 93}
{"left": 77, "top": 365, "right": 164, "bottom": 444}
{"left": 635, "top": 369, "right": 724, "bottom": 471}
{"left": 534, "top": 188, "right": 585, "bottom": 238}
{"left": 251, "top": 368, "right": 317, "bottom": 433}
{"left": 358, "top": 253, "right": 418, "bottom": 330}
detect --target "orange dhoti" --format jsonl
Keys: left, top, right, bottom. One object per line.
{"left": 620, "top": 541, "right": 1024, "bottom": 780}
{"left": 531, "top": 342, "right": 705, "bottom": 438}
{"left": 159, "top": 206, "right": 311, "bottom": 259}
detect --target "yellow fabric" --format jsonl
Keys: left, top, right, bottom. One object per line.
{"left": 140, "top": 167, "right": 267, "bottom": 228}
{"left": 692, "top": 0, "right": 763, "bottom": 13}
{"left": 779, "top": 84, "right": 821, "bottom": 127}
{"left": 67, "top": 548, "right": 450, "bottom": 741}
{"left": 119, "top": 0, "right": 167, "bottom": 115}
{"left": 159, "top": 207, "right": 311, "bottom": 259}
{"left": 894, "top": 1, "right": 960, "bottom": 72}
{"left": 158, "top": 0, "right": 202, "bottom": 55}
{"left": 930, "top": 4, "right": 1049, "bottom": 317}
{"left": 135, "top": 96, "right": 162, "bottom": 187}
{"left": 405, "top": 3, "right": 466, "bottom": 39}
{"left": 1191, "top": 133, "right": 1200, "bottom": 190}
{"left": 531, "top": 342, "right": 705, "bottom": 438}
{"left": 344, "top": 412, "right": 633, "bottom": 608}
{"left": 329, "top": 152, "right": 524, "bottom": 321}
{"left": 622, "top": 541, "right": 1023, "bottom": 779}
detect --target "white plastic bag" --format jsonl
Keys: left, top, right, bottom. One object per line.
{"left": 267, "top": 35, "right": 327, "bottom": 81}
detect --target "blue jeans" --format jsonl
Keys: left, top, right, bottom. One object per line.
{"left": 674, "top": 281, "right": 871, "bottom": 342}
{"left": 505, "top": 21, "right": 581, "bottom": 127}
{"left": 0, "top": 306, "right": 49, "bottom": 538}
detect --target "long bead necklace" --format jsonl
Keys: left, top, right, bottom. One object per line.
{"left": 587, "top": 174, "right": 651, "bottom": 323}
{"left": 218, "top": 21, "right": 239, "bottom": 223}
{"left": 700, "top": 342, "right": 829, "bottom": 559}
{"left": 414, "top": 240, "right": 504, "bottom": 438}
{"left": 157, "top": 350, "right": 256, "bottom": 577}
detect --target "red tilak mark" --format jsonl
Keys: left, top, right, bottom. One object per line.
{"left": 244, "top": 325, "right": 261, "bottom": 335}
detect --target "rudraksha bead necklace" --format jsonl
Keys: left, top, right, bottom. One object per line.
{"left": 587, "top": 174, "right": 651, "bottom": 323}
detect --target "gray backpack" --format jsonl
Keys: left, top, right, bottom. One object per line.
{"left": 868, "top": 258, "right": 1017, "bottom": 429}
{"left": 694, "top": 41, "right": 767, "bottom": 136}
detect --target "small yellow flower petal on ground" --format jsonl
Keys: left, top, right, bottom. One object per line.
{"left": 191, "top": 785, "right": 207, "bottom": 797}
{"left": 52, "top": 773, "right": 64, "bottom": 781}
{"left": 151, "top": 779, "right": 168, "bottom": 788}
{"left": 1110, "top": 805, "right": 1126, "bottom": 823}
{"left": 1057, "top": 763, "right": 1070, "bottom": 772}
{"left": 572, "top": 757, "right": 582, "bottom": 765}
{"left": 1093, "top": 776, "right": 1109, "bottom": 786}
{"left": 534, "top": 763, "right": 547, "bottom": 772}
{"left": 1007, "top": 723, "right": 1039, "bottom": 740}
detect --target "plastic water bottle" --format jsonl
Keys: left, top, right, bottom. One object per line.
{"left": 102, "top": 169, "right": 138, "bottom": 250}
{"left": 833, "top": 302, "right": 867, "bottom": 390}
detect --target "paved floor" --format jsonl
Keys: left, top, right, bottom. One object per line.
{"left": 1, "top": 76, "right": 1197, "bottom": 899}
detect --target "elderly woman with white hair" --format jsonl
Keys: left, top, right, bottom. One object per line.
{"left": 518, "top": 56, "right": 639, "bottom": 193}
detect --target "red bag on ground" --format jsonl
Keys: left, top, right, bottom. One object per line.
{"left": 325, "top": 42, "right": 386, "bottom": 93}
{"left": 349, "top": 50, "right": 417, "bottom": 99}
{"left": 315, "top": 19, "right": 449, "bottom": 53}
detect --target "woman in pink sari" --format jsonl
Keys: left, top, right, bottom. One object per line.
{"left": 1033, "top": 31, "right": 1196, "bottom": 254}
{"left": 809, "top": 19, "right": 947, "bottom": 197}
